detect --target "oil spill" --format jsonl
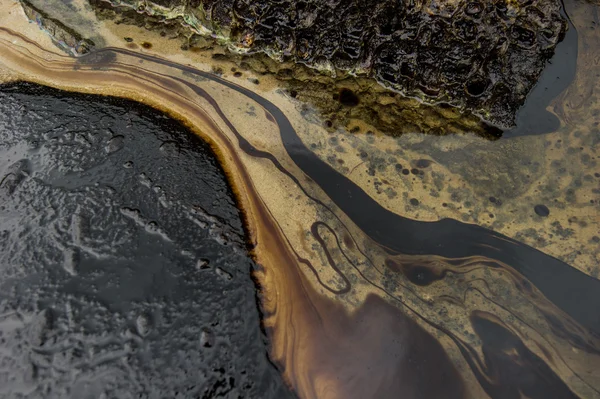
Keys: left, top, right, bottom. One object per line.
{"left": 0, "top": 82, "right": 295, "bottom": 398}
{"left": 0, "top": 4, "right": 599, "bottom": 398}
{"left": 72, "top": 44, "right": 600, "bottom": 397}
{"left": 119, "top": 40, "right": 597, "bottom": 331}
{"left": 71, "top": 0, "right": 597, "bottom": 271}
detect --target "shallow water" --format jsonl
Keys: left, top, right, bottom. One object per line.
{"left": 0, "top": 0, "right": 599, "bottom": 398}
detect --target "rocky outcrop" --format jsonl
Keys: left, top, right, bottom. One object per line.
{"left": 96, "top": 0, "right": 567, "bottom": 128}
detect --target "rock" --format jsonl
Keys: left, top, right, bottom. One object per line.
{"left": 97, "top": 0, "right": 566, "bottom": 127}
{"left": 21, "top": 0, "right": 95, "bottom": 55}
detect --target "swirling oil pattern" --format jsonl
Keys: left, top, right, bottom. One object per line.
{"left": 0, "top": 1, "right": 599, "bottom": 398}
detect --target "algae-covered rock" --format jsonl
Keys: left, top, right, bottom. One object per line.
{"left": 99, "top": 0, "right": 567, "bottom": 128}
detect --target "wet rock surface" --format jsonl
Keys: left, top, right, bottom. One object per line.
{"left": 21, "top": 0, "right": 95, "bottom": 55}
{"left": 0, "top": 82, "right": 295, "bottom": 398}
{"left": 94, "top": 0, "right": 567, "bottom": 127}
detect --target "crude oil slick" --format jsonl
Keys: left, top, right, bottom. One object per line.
{"left": 0, "top": 82, "right": 296, "bottom": 398}
{"left": 0, "top": 0, "right": 599, "bottom": 398}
